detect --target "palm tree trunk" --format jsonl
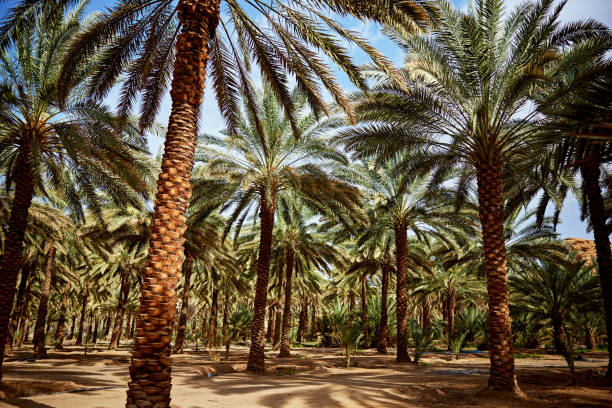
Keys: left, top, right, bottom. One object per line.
{"left": 552, "top": 313, "right": 565, "bottom": 355}
{"left": 279, "top": 246, "right": 295, "bottom": 358}
{"left": 246, "top": 192, "right": 276, "bottom": 372}
{"left": 0, "top": 148, "right": 35, "bottom": 379}
{"left": 16, "top": 277, "right": 33, "bottom": 349}
{"left": 86, "top": 311, "right": 94, "bottom": 342}
{"left": 442, "top": 297, "right": 449, "bottom": 337}
{"left": 92, "top": 314, "right": 100, "bottom": 345}
{"left": 54, "top": 282, "right": 70, "bottom": 350}
{"left": 586, "top": 328, "right": 596, "bottom": 350}
{"left": 476, "top": 161, "right": 517, "bottom": 391}
{"left": 173, "top": 257, "right": 194, "bottom": 354}
{"left": 421, "top": 295, "right": 431, "bottom": 334}
{"left": 33, "top": 244, "right": 56, "bottom": 359}
{"left": 109, "top": 268, "right": 130, "bottom": 350}
{"left": 349, "top": 292, "right": 355, "bottom": 312}
{"left": 206, "top": 287, "right": 219, "bottom": 348}
{"left": 6, "top": 265, "right": 32, "bottom": 356}
{"left": 126, "top": 1, "right": 221, "bottom": 404}
{"left": 580, "top": 160, "right": 612, "bottom": 376}
{"left": 361, "top": 275, "right": 368, "bottom": 345}
{"left": 67, "top": 316, "right": 75, "bottom": 341}
{"left": 394, "top": 224, "right": 411, "bottom": 362}
{"left": 308, "top": 305, "right": 316, "bottom": 341}
{"left": 377, "top": 263, "right": 390, "bottom": 354}
{"left": 273, "top": 266, "right": 284, "bottom": 349}
{"left": 222, "top": 289, "right": 229, "bottom": 338}
{"left": 76, "top": 285, "right": 88, "bottom": 346}
{"left": 448, "top": 288, "right": 455, "bottom": 337}
{"left": 123, "top": 312, "right": 132, "bottom": 340}
{"left": 266, "top": 306, "right": 274, "bottom": 343}
{"left": 103, "top": 311, "right": 112, "bottom": 338}
{"left": 296, "top": 301, "right": 307, "bottom": 344}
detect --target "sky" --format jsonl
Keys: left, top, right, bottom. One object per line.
{"left": 2, "top": 0, "right": 611, "bottom": 239}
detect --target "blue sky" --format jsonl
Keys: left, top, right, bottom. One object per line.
{"left": 2, "top": 0, "right": 611, "bottom": 239}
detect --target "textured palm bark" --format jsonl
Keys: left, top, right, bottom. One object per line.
{"left": 173, "top": 257, "right": 193, "bottom": 354}
{"left": 377, "top": 263, "right": 390, "bottom": 354}
{"left": 16, "top": 278, "right": 33, "bottom": 349}
{"left": 6, "top": 265, "right": 32, "bottom": 356}
{"left": 126, "top": 2, "right": 220, "bottom": 405}
{"left": 296, "top": 301, "right": 307, "bottom": 343}
{"left": 421, "top": 295, "right": 431, "bottom": 334}
{"left": 580, "top": 160, "right": 612, "bottom": 376}
{"left": 586, "top": 329, "right": 596, "bottom": 350}
{"left": 442, "top": 297, "right": 449, "bottom": 337}
{"left": 552, "top": 313, "right": 565, "bottom": 354}
{"left": 76, "top": 286, "right": 88, "bottom": 346}
{"left": 246, "top": 191, "right": 276, "bottom": 372}
{"left": 348, "top": 292, "right": 355, "bottom": 312}
{"left": 394, "top": 224, "right": 411, "bottom": 362}
{"left": 206, "top": 287, "right": 219, "bottom": 348}
{"left": 361, "top": 276, "right": 368, "bottom": 344}
{"left": 476, "top": 161, "right": 517, "bottom": 391}
{"left": 109, "top": 268, "right": 130, "bottom": 350}
{"left": 33, "top": 244, "right": 56, "bottom": 359}
{"left": 0, "top": 149, "right": 34, "bottom": 379}
{"left": 279, "top": 247, "right": 295, "bottom": 358}
{"left": 273, "top": 266, "right": 284, "bottom": 349}
{"left": 54, "top": 282, "right": 70, "bottom": 350}
{"left": 86, "top": 311, "right": 94, "bottom": 342}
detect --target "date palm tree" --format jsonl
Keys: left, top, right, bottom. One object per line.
{"left": 52, "top": 1, "right": 435, "bottom": 402}
{"left": 201, "top": 87, "right": 365, "bottom": 371}
{"left": 347, "top": 158, "right": 459, "bottom": 362}
{"left": 0, "top": 2, "right": 151, "bottom": 378}
{"left": 337, "top": 0, "right": 608, "bottom": 390}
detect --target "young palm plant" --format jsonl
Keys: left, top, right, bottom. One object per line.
{"left": 200, "top": 87, "right": 365, "bottom": 371}
{"left": 337, "top": 0, "right": 608, "bottom": 391}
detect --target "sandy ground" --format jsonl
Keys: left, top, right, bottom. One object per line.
{"left": 0, "top": 344, "right": 610, "bottom": 407}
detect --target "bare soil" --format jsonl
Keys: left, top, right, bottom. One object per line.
{"left": 0, "top": 344, "right": 610, "bottom": 407}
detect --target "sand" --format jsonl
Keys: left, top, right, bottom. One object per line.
{"left": 0, "top": 345, "right": 610, "bottom": 407}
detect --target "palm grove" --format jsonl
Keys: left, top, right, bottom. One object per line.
{"left": 0, "top": 0, "right": 610, "bottom": 406}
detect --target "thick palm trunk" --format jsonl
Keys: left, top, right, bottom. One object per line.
{"left": 67, "top": 316, "right": 76, "bottom": 341}
{"left": 103, "top": 311, "right": 112, "bottom": 338}
{"left": 16, "top": 278, "right": 33, "bottom": 349}
{"left": 349, "top": 292, "right": 355, "bottom": 312}
{"left": 0, "top": 149, "right": 35, "bottom": 378}
{"left": 279, "top": 247, "right": 295, "bottom": 358}
{"left": 296, "top": 301, "right": 307, "bottom": 344}
{"left": 476, "top": 161, "right": 517, "bottom": 391}
{"left": 126, "top": 1, "right": 220, "bottom": 405}
{"left": 246, "top": 192, "right": 276, "bottom": 372}
{"left": 123, "top": 312, "right": 132, "bottom": 339}
{"left": 6, "top": 265, "right": 32, "bottom": 356}
{"left": 173, "top": 257, "right": 194, "bottom": 354}
{"left": 33, "top": 244, "right": 56, "bottom": 359}
{"left": 421, "top": 295, "right": 431, "bottom": 334}
{"left": 109, "top": 268, "right": 130, "bottom": 350}
{"left": 76, "top": 286, "right": 88, "bottom": 346}
{"left": 361, "top": 276, "right": 368, "bottom": 344}
{"left": 273, "top": 266, "right": 284, "bottom": 349}
{"left": 580, "top": 160, "right": 612, "bottom": 376}
{"left": 54, "top": 282, "right": 70, "bottom": 350}
{"left": 394, "top": 224, "right": 410, "bottom": 362}
{"left": 206, "top": 287, "right": 219, "bottom": 348}
{"left": 377, "top": 263, "right": 390, "bottom": 354}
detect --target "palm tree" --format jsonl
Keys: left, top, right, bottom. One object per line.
{"left": 273, "top": 200, "right": 335, "bottom": 357}
{"left": 53, "top": 1, "right": 434, "bottom": 400}
{"left": 202, "top": 87, "right": 365, "bottom": 371}
{"left": 0, "top": 2, "right": 151, "bottom": 377}
{"left": 510, "top": 260, "right": 601, "bottom": 377}
{"left": 337, "top": 0, "right": 607, "bottom": 390}
{"left": 348, "top": 158, "right": 458, "bottom": 362}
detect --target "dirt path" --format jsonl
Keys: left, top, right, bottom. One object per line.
{"left": 0, "top": 346, "right": 610, "bottom": 407}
